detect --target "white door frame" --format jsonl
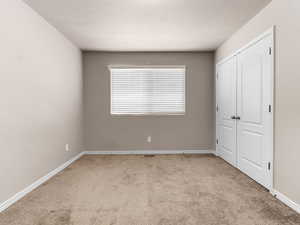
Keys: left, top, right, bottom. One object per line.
{"left": 215, "top": 26, "right": 274, "bottom": 190}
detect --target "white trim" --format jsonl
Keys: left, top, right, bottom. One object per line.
{"left": 269, "top": 27, "right": 275, "bottom": 191}
{"left": 271, "top": 190, "right": 300, "bottom": 214}
{"left": 215, "top": 27, "right": 275, "bottom": 191}
{"left": 0, "top": 149, "right": 215, "bottom": 213}
{"left": 0, "top": 152, "right": 84, "bottom": 213}
{"left": 0, "top": 149, "right": 214, "bottom": 212}
{"left": 2, "top": 149, "right": 299, "bottom": 215}
{"left": 110, "top": 66, "right": 186, "bottom": 116}
{"left": 216, "top": 26, "right": 275, "bottom": 66}
{"left": 213, "top": 149, "right": 219, "bottom": 157}
{"left": 108, "top": 65, "right": 187, "bottom": 70}
{"left": 84, "top": 149, "right": 215, "bottom": 155}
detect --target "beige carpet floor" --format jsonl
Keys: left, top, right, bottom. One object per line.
{"left": 0, "top": 154, "right": 299, "bottom": 225}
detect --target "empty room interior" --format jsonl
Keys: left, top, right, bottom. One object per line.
{"left": 1, "top": 0, "right": 300, "bottom": 224}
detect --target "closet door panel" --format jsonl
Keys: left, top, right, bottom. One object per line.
{"left": 217, "top": 56, "right": 237, "bottom": 167}
{"left": 236, "top": 35, "right": 273, "bottom": 189}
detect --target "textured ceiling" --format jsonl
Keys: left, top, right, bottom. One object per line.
{"left": 23, "top": 0, "right": 271, "bottom": 51}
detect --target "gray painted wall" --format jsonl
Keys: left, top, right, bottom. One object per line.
{"left": 0, "top": 0, "right": 83, "bottom": 203}
{"left": 216, "top": 0, "right": 300, "bottom": 205}
{"left": 83, "top": 52, "right": 215, "bottom": 151}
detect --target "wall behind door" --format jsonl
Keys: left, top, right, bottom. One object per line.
{"left": 216, "top": 0, "right": 300, "bottom": 205}
{"left": 83, "top": 52, "right": 214, "bottom": 151}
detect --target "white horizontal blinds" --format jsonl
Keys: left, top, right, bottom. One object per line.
{"left": 111, "top": 67, "right": 185, "bottom": 115}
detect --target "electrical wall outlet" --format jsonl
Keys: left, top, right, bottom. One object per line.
{"left": 147, "top": 136, "right": 152, "bottom": 143}
{"left": 65, "top": 144, "right": 70, "bottom": 151}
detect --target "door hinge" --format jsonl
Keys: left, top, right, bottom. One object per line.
{"left": 268, "top": 162, "right": 271, "bottom": 170}
{"left": 269, "top": 105, "right": 272, "bottom": 112}
{"left": 269, "top": 47, "right": 272, "bottom": 55}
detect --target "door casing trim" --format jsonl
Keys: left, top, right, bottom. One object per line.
{"left": 215, "top": 26, "right": 274, "bottom": 191}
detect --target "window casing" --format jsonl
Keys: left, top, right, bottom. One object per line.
{"left": 110, "top": 66, "right": 186, "bottom": 115}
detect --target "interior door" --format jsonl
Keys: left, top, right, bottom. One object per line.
{"left": 217, "top": 57, "right": 237, "bottom": 167}
{"left": 236, "top": 35, "right": 273, "bottom": 189}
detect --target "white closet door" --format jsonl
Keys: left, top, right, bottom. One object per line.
{"left": 236, "top": 35, "right": 273, "bottom": 189}
{"left": 217, "top": 56, "right": 237, "bottom": 167}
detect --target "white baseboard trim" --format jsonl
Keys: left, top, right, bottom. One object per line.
{"left": 2, "top": 149, "right": 299, "bottom": 215}
{"left": 84, "top": 149, "right": 215, "bottom": 155}
{"left": 0, "top": 149, "right": 215, "bottom": 213}
{"left": 0, "top": 152, "right": 84, "bottom": 213}
{"left": 213, "top": 150, "right": 219, "bottom": 157}
{"left": 271, "top": 189, "right": 300, "bottom": 214}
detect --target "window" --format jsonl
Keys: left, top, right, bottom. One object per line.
{"left": 110, "top": 66, "right": 186, "bottom": 115}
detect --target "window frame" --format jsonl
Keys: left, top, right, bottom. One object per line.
{"left": 109, "top": 65, "right": 186, "bottom": 116}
